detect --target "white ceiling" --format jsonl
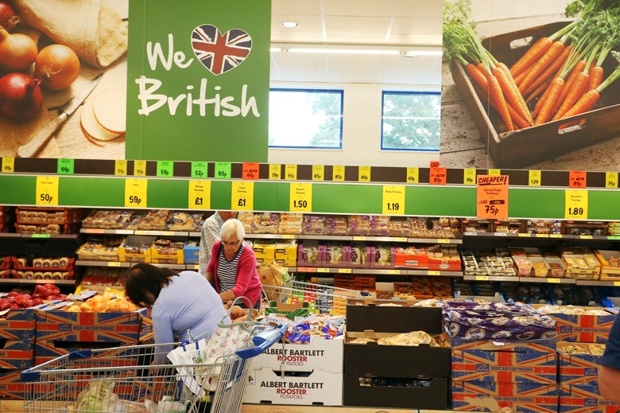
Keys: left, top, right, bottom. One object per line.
{"left": 269, "top": 0, "right": 444, "bottom": 86}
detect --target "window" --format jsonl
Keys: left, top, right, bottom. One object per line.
{"left": 381, "top": 91, "right": 441, "bottom": 151}
{"left": 268, "top": 88, "right": 343, "bottom": 149}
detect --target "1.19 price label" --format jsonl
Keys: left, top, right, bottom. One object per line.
{"left": 232, "top": 181, "right": 254, "bottom": 211}
{"left": 124, "top": 178, "right": 148, "bottom": 208}
{"left": 565, "top": 189, "right": 588, "bottom": 219}
{"left": 382, "top": 185, "right": 405, "bottom": 215}
{"left": 188, "top": 180, "right": 210, "bottom": 210}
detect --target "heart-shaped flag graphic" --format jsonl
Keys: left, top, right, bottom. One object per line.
{"left": 191, "top": 24, "right": 253, "bottom": 76}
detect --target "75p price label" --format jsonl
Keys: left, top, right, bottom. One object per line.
{"left": 188, "top": 180, "right": 210, "bottom": 210}
{"left": 125, "top": 178, "right": 148, "bottom": 208}
{"left": 36, "top": 176, "right": 59, "bottom": 206}
{"left": 565, "top": 189, "right": 588, "bottom": 219}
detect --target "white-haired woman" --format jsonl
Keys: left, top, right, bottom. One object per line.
{"left": 206, "top": 218, "right": 262, "bottom": 309}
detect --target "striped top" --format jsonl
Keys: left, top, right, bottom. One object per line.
{"left": 217, "top": 244, "right": 244, "bottom": 292}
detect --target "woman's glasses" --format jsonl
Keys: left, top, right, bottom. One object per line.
{"left": 222, "top": 239, "right": 241, "bottom": 247}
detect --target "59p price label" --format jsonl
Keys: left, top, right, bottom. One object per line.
{"left": 124, "top": 178, "right": 148, "bottom": 208}
{"left": 565, "top": 189, "right": 588, "bottom": 219}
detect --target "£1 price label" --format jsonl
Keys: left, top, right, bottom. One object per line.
{"left": 125, "top": 178, "right": 148, "bottom": 208}
{"left": 232, "top": 181, "right": 254, "bottom": 210}
{"left": 36, "top": 176, "right": 59, "bottom": 206}
{"left": 188, "top": 180, "right": 211, "bottom": 210}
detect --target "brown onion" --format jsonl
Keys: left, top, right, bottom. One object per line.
{"left": 0, "top": 26, "right": 37, "bottom": 72}
{"left": 0, "top": 1, "right": 19, "bottom": 31}
{"left": 0, "top": 72, "right": 43, "bottom": 122}
{"left": 35, "top": 44, "right": 81, "bottom": 90}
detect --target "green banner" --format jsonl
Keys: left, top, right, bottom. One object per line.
{"left": 126, "top": 0, "right": 271, "bottom": 162}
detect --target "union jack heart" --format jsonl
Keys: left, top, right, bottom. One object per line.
{"left": 191, "top": 24, "right": 253, "bottom": 76}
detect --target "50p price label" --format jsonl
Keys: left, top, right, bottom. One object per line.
{"left": 125, "top": 178, "right": 148, "bottom": 208}
{"left": 36, "top": 176, "right": 59, "bottom": 206}
{"left": 188, "top": 180, "right": 210, "bottom": 210}
{"left": 565, "top": 189, "right": 588, "bottom": 219}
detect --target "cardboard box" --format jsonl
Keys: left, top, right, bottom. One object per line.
{"left": 546, "top": 307, "right": 616, "bottom": 343}
{"left": 451, "top": 339, "right": 557, "bottom": 384}
{"left": 0, "top": 369, "right": 29, "bottom": 400}
{"left": 182, "top": 242, "right": 199, "bottom": 264}
{"left": 242, "top": 366, "right": 342, "bottom": 406}
{"left": 149, "top": 242, "right": 185, "bottom": 264}
{"left": 0, "top": 339, "right": 34, "bottom": 369}
{"left": 118, "top": 235, "right": 153, "bottom": 263}
{"left": 0, "top": 309, "right": 35, "bottom": 339}
{"left": 595, "top": 250, "right": 620, "bottom": 281}
{"left": 394, "top": 249, "right": 429, "bottom": 269}
{"left": 253, "top": 337, "right": 343, "bottom": 373}
{"left": 557, "top": 342, "right": 605, "bottom": 390}
{"left": 451, "top": 380, "right": 559, "bottom": 412}
{"left": 343, "top": 374, "right": 448, "bottom": 410}
{"left": 451, "top": 21, "right": 620, "bottom": 168}
{"left": 559, "top": 384, "right": 620, "bottom": 413}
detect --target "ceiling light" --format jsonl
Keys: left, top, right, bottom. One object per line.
{"left": 287, "top": 47, "right": 401, "bottom": 56}
{"left": 281, "top": 21, "right": 299, "bottom": 28}
{"left": 404, "top": 50, "right": 443, "bottom": 57}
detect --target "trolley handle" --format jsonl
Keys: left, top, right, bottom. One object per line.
{"left": 235, "top": 323, "right": 287, "bottom": 359}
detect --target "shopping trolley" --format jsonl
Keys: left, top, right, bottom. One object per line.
{"left": 21, "top": 323, "right": 287, "bottom": 413}
{"left": 263, "top": 279, "right": 371, "bottom": 315}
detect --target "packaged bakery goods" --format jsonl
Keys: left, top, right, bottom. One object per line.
{"left": 41, "top": 259, "right": 52, "bottom": 268}
{"left": 33, "top": 258, "right": 43, "bottom": 268}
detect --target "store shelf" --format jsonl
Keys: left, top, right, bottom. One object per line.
{"left": 75, "top": 260, "right": 131, "bottom": 268}
{"left": 463, "top": 275, "right": 520, "bottom": 282}
{"left": 0, "top": 278, "right": 75, "bottom": 286}
{"left": 519, "top": 277, "right": 576, "bottom": 284}
{"left": 0, "top": 233, "right": 78, "bottom": 240}
{"left": 80, "top": 229, "right": 133, "bottom": 235}
{"left": 80, "top": 228, "right": 190, "bottom": 237}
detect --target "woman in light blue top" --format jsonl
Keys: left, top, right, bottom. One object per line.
{"left": 125, "top": 263, "right": 229, "bottom": 363}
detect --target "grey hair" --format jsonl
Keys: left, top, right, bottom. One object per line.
{"left": 220, "top": 218, "right": 245, "bottom": 240}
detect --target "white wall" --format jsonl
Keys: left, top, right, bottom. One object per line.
{"left": 267, "top": 82, "right": 440, "bottom": 167}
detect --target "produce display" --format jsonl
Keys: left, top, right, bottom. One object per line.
{"left": 0, "top": 283, "right": 65, "bottom": 310}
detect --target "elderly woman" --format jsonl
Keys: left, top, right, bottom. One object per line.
{"left": 206, "top": 218, "right": 262, "bottom": 309}
{"left": 125, "top": 263, "right": 229, "bottom": 363}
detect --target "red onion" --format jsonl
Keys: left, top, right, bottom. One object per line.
{"left": 0, "top": 72, "right": 43, "bottom": 122}
{"left": 0, "top": 1, "right": 19, "bottom": 31}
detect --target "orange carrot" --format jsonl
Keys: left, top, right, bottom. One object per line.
{"left": 514, "top": 70, "right": 528, "bottom": 87}
{"left": 560, "top": 89, "right": 600, "bottom": 119}
{"left": 522, "top": 45, "right": 572, "bottom": 96}
{"left": 534, "top": 77, "right": 564, "bottom": 125}
{"left": 472, "top": 83, "right": 530, "bottom": 129}
{"left": 588, "top": 66, "right": 604, "bottom": 91}
{"left": 552, "top": 71, "right": 589, "bottom": 120}
{"left": 488, "top": 74, "right": 514, "bottom": 131}
{"left": 492, "top": 65, "right": 532, "bottom": 125}
{"left": 551, "top": 59, "right": 587, "bottom": 116}
{"left": 527, "top": 78, "right": 552, "bottom": 104}
{"left": 465, "top": 63, "right": 489, "bottom": 91}
{"left": 518, "top": 40, "right": 566, "bottom": 94}
{"left": 510, "top": 37, "right": 553, "bottom": 77}
{"left": 532, "top": 79, "right": 553, "bottom": 118}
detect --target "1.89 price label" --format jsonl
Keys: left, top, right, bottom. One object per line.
{"left": 564, "top": 189, "right": 588, "bottom": 219}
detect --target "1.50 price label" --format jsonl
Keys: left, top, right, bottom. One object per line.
{"left": 124, "top": 178, "right": 148, "bottom": 208}
{"left": 188, "top": 180, "right": 210, "bottom": 210}
{"left": 565, "top": 189, "right": 588, "bottom": 219}
{"left": 290, "top": 183, "right": 312, "bottom": 212}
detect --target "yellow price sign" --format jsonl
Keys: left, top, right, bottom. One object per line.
{"left": 358, "top": 166, "right": 371, "bottom": 182}
{"left": 124, "top": 178, "right": 148, "bottom": 208}
{"left": 188, "top": 180, "right": 211, "bottom": 210}
{"left": 565, "top": 189, "right": 588, "bottom": 219}
{"left": 606, "top": 171, "right": 618, "bottom": 189}
{"left": 36, "top": 176, "right": 59, "bottom": 206}
{"left": 333, "top": 165, "right": 345, "bottom": 181}
{"left": 529, "top": 170, "right": 541, "bottom": 186}
{"left": 231, "top": 181, "right": 254, "bottom": 211}
{"left": 387, "top": 269, "right": 401, "bottom": 275}
{"left": 269, "top": 164, "right": 281, "bottom": 180}
{"left": 475, "top": 275, "right": 489, "bottom": 281}
{"left": 312, "top": 165, "right": 324, "bottom": 181}
{"left": 115, "top": 160, "right": 127, "bottom": 176}
{"left": 463, "top": 168, "right": 476, "bottom": 185}
{"left": 614, "top": 281, "right": 620, "bottom": 287}
{"left": 2, "top": 157, "right": 15, "bottom": 173}
{"left": 338, "top": 268, "right": 352, "bottom": 273}
{"left": 285, "top": 164, "right": 297, "bottom": 180}
{"left": 107, "top": 262, "right": 121, "bottom": 267}
{"left": 133, "top": 160, "right": 147, "bottom": 176}
{"left": 488, "top": 169, "right": 501, "bottom": 176}
{"left": 406, "top": 167, "right": 419, "bottom": 184}
{"left": 382, "top": 185, "right": 405, "bottom": 215}
{"left": 290, "top": 183, "right": 312, "bottom": 212}
{"left": 547, "top": 278, "right": 561, "bottom": 284}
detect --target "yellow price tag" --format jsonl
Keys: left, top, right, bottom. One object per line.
{"left": 231, "top": 181, "right": 254, "bottom": 211}
{"left": 312, "top": 165, "right": 324, "bottom": 181}
{"left": 285, "top": 164, "right": 297, "bottom": 180}
{"left": 269, "top": 164, "right": 281, "bottom": 180}
{"left": 188, "top": 180, "right": 211, "bottom": 210}
{"left": 194, "top": 264, "right": 200, "bottom": 270}
{"left": 518, "top": 233, "right": 531, "bottom": 237}
{"left": 338, "top": 268, "right": 352, "bottom": 273}
{"left": 352, "top": 236, "right": 367, "bottom": 241}
{"left": 36, "top": 176, "right": 59, "bottom": 206}
{"left": 133, "top": 160, "right": 147, "bottom": 176}
{"left": 606, "top": 172, "right": 618, "bottom": 189}
{"left": 2, "top": 157, "right": 15, "bottom": 173}
{"left": 463, "top": 168, "right": 476, "bottom": 185}
{"left": 107, "top": 262, "right": 121, "bottom": 267}
{"left": 317, "top": 268, "right": 329, "bottom": 273}
{"left": 535, "top": 234, "right": 549, "bottom": 238}
{"left": 358, "top": 166, "right": 371, "bottom": 182}
{"left": 565, "top": 189, "right": 588, "bottom": 219}
{"left": 115, "top": 160, "right": 127, "bottom": 176}
{"left": 550, "top": 234, "right": 563, "bottom": 238}
{"left": 281, "top": 234, "right": 295, "bottom": 239}
{"left": 428, "top": 270, "right": 440, "bottom": 276}
{"left": 438, "top": 239, "right": 450, "bottom": 244}
{"left": 488, "top": 169, "right": 501, "bottom": 176}
{"left": 134, "top": 230, "right": 148, "bottom": 235}
{"left": 406, "top": 167, "right": 419, "bottom": 184}
{"left": 580, "top": 235, "right": 593, "bottom": 240}
{"left": 382, "top": 185, "right": 405, "bottom": 215}
{"left": 614, "top": 281, "right": 620, "bottom": 287}
{"left": 387, "top": 269, "right": 401, "bottom": 275}
{"left": 290, "top": 183, "right": 312, "bottom": 212}
{"left": 125, "top": 178, "right": 148, "bottom": 208}
{"left": 333, "top": 165, "right": 345, "bottom": 181}
{"left": 529, "top": 170, "right": 541, "bottom": 186}
{"left": 475, "top": 275, "right": 489, "bottom": 281}
{"left": 547, "top": 278, "right": 561, "bottom": 283}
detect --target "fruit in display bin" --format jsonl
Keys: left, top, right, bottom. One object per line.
{"left": 0, "top": 283, "right": 66, "bottom": 310}
{"left": 65, "top": 291, "right": 140, "bottom": 313}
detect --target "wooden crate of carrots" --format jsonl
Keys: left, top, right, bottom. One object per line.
{"left": 450, "top": 22, "right": 620, "bottom": 168}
